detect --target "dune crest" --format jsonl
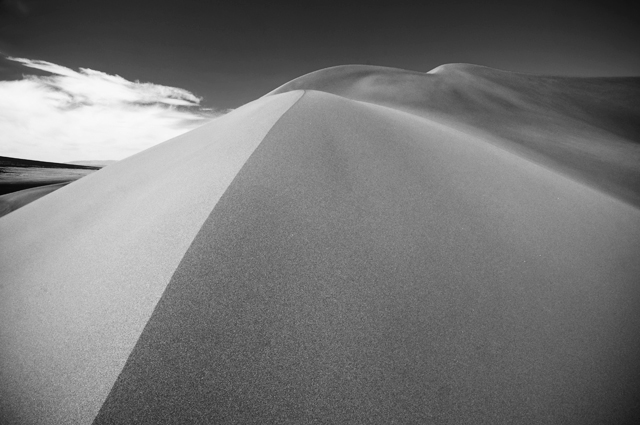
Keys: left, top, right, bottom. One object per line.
{"left": 269, "top": 64, "right": 640, "bottom": 207}
{"left": 1, "top": 66, "right": 639, "bottom": 424}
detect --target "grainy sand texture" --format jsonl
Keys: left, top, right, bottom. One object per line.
{"left": 1, "top": 65, "right": 639, "bottom": 424}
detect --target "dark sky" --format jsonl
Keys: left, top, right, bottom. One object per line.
{"left": 1, "top": 0, "right": 638, "bottom": 110}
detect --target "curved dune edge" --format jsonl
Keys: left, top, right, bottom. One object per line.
{"left": 268, "top": 64, "right": 640, "bottom": 208}
{"left": 91, "top": 90, "right": 640, "bottom": 423}
{"left": 0, "top": 64, "right": 639, "bottom": 424}
{"left": 0, "top": 90, "right": 303, "bottom": 424}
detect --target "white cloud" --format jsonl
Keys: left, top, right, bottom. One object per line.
{"left": 0, "top": 57, "right": 220, "bottom": 162}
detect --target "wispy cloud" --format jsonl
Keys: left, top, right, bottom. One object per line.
{"left": 0, "top": 56, "right": 220, "bottom": 162}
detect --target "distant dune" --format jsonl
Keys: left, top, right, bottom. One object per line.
{"left": 0, "top": 155, "right": 101, "bottom": 170}
{"left": 0, "top": 182, "right": 70, "bottom": 218}
{"left": 1, "top": 65, "right": 639, "bottom": 424}
{"left": 0, "top": 156, "right": 100, "bottom": 194}
{"left": 67, "top": 160, "right": 118, "bottom": 167}
{"left": 269, "top": 64, "right": 640, "bottom": 207}
{"left": 0, "top": 156, "right": 105, "bottom": 213}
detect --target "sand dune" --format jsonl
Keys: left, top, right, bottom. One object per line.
{"left": 0, "top": 182, "right": 70, "bottom": 218}
{"left": 0, "top": 156, "right": 101, "bottom": 196}
{"left": 0, "top": 156, "right": 105, "bottom": 216}
{"left": 0, "top": 91, "right": 303, "bottom": 424}
{"left": 269, "top": 64, "right": 640, "bottom": 207}
{"left": 1, "top": 66, "right": 639, "bottom": 424}
{"left": 67, "top": 160, "right": 118, "bottom": 167}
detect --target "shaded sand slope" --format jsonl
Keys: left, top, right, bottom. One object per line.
{"left": 269, "top": 65, "right": 640, "bottom": 207}
{"left": 0, "top": 91, "right": 303, "bottom": 424}
{"left": 1, "top": 74, "right": 639, "bottom": 424}
{"left": 94, "top": 91, "right": 640, "bottom": 423}
{"left": 0, "top": 182, "right": 70, "bottom": 218}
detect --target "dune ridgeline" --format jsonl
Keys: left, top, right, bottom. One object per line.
{"left": 1, "top": 64, "right": 639, "bottom": 424}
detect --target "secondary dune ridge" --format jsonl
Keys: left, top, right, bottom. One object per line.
{"left": 0, "top": 182, "right": 70, "bottom": 218}
{"left": 1, "top": 65, "right": 639, "bottom": 424}
{"left": 0, "top": 157, "right": 111, "bottom": 217}
{"left": 270, "top": 64, "right": 640, "bottom": 207}
{"left": 0, "top": 156, "right": 101, "bottom": 195}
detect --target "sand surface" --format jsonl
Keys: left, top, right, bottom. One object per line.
{"left": 269, "top": 64, "right": 640, "bottom": 207}
{"left": 1, "top": 65, "right": 639, "bottom": 424}
{"left": 0, "top": 91, "right": 303, "bottom": 424}
{"left": 94, "top": 90, "right": 640, "bottom": 424}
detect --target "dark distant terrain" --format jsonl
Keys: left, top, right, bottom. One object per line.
{"left": 0, "top": 156, "right": 101, "bottom": 195}
{"left": 0, "top": 156, "right": 105, "bottom": 217}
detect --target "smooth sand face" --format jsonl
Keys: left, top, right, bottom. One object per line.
{"left": 1, "top": 65, "right": 640, "bottom": 424}
{"left": 0, "top": 91, "right": 303, "bottom": 424}
{"left": 94, "top": 91, "right": 640, "bottom": 423}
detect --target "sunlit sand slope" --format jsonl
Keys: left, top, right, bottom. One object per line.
{"left": 1, "top": 65, "right": 639, "bottom": 424}
{"left": 0, "top": 91, "right": 303, "bottom": 425}
{"left": 94, "top": 91, "right": 640, "bottom": 424}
